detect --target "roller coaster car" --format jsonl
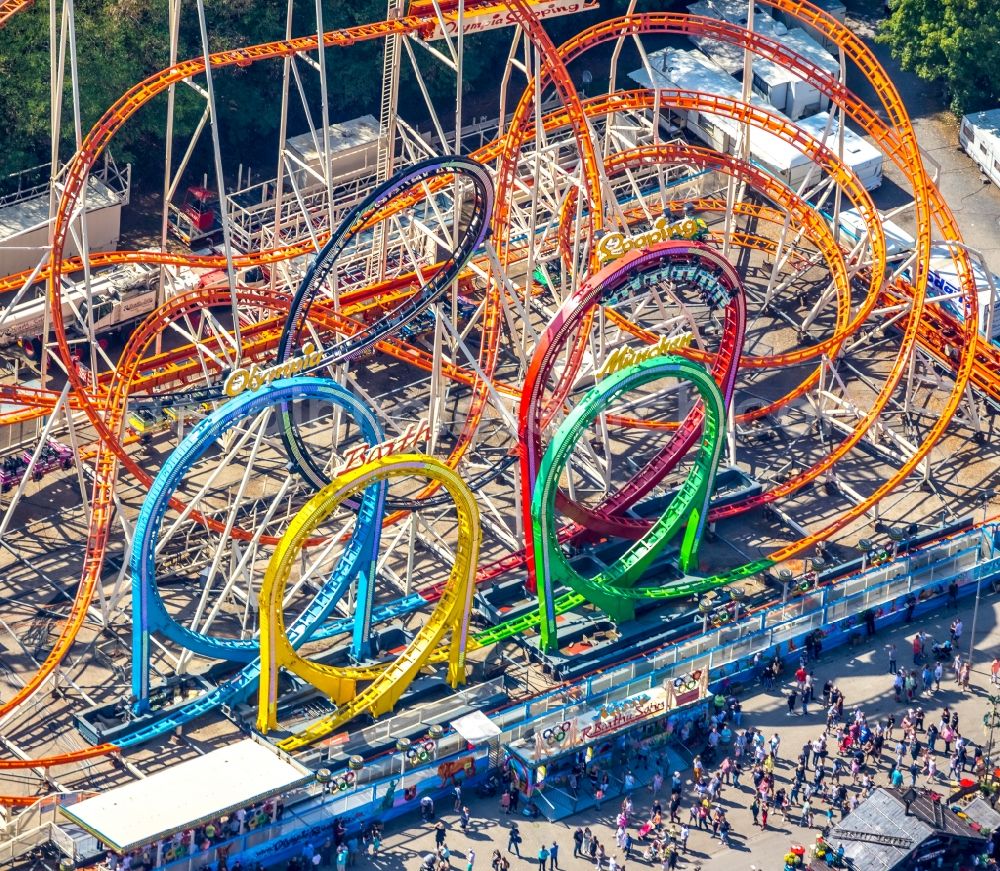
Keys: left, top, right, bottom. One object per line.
{"left": 398, "top": 296, "right": 478, "bottom": 340}
{"left": 1, "top": 439, "right": 73, "bottom": 492}
{"left": 127, "top": 407, "right": 177, "bottom": 444}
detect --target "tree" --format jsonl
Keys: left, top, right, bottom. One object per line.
{"left": 0, "top": 0, "right": 385, "bottom": 184}
{"left": 878, "top": 0, "right": 1000, "bottom": 115}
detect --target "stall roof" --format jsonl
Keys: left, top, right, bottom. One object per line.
{"left": 60, "top": 739, "right": 312, "bottom": 853}
{"left": 452, "top": 710, "right": 502, "bottom": 744}
{"left": 819, "top": 788, "right": 986, "bottom": 871}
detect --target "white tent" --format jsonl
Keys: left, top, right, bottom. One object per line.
{"left": 451, "top": 710, "right": 502, "bottom": 745}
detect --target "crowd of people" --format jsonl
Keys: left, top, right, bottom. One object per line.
{"left": 104, "top": 799, "right": 286, "bottom": 871}
{"left": 468, "top": 629, "right": 996, "bottom": 870}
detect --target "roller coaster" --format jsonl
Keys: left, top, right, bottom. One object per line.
{"left": 0, "top": 0, "right": 997, "bottom": 817}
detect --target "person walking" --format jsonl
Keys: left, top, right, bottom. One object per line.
{"left": 960, "top": 661, "right": 971, "bottom": 691}
{"left": 787, "top": 688, "right": 798, "bottom": 716}
{"left": 886, "top": 643, "right": 897, "bottom": 674}
{"left": 933, "top": 661, "right": 943, "bottom": 692}
{"left": 507, "top": 824, "right": 522, "bottom": 857}
{"left": 435, "top": 821, "right": 447, "bottom": 849}
{"left": 992, "top": 657, "right": 1000, "bottom": 687}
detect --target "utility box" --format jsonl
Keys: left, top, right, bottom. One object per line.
{"left": 283, "top": 115, "right": 381, "bottom": 193}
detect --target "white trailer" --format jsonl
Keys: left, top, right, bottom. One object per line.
{"left": 836, "top": 206, "right": 1000, "bottom": 341}
{"left": 733, "top": 111, "right": 881, "bottom": 191}
{"left": 686, "top": 3, "right": 836, "bottom": 120}
{"left": 774, "top": 0, "right": 846, "bottom": 53}
{"left": 959, "top": 109, "right": 1000, "bottom": 189}
{"left": 796, "top": 113, "right": 882, "bottom": 191}
{"left": 692, "top": 0, "right": 789, "bottom": 38}
{"left": 628, "top": 48, "right": 763, "bottom": 154}
{"left": 628, "top": 50, "right": 879, "bottom": 190}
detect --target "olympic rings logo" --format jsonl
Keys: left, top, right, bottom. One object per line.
{"left": 673, "top": 676, "right": 699, "bottom": 692}
{"left": 542, "top": 721, "right": 571, "bottom": 745}
{"left": 331, "top": 771, "right": 356, "bottom": 791}
{"left": 405, "top": 740, "right": 436, "bottom": 762}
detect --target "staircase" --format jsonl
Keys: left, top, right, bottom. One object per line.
{"left": 367, "top": 0, "right": 404, "bottom": 284}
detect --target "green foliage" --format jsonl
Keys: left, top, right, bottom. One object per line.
{"left": 877, "top": 0, "right": 1000, "bottom": 115}
{"left": 0, "top": 0, "right": 385, "bottom": 183}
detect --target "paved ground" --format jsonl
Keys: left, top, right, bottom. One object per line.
{"left": 337, "top": 590, "right": 1000, "bottom": 871}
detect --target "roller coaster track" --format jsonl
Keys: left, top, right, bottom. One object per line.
{"left": 518, "top": 239, "right": 747, "bottom": 576}
{"left": 257, "top": 454, "right": 480, "bottom": 750}
{"left": 0, "top": 0, "right": 985, "bottom": 789}
{"left": 82, "top": 191, "right": 871, "bottom": 752}
{"left": 533, "top": 356, "right": 727, "bottom": 648}
{"left": 0, "top": 0, "right": 31, "bottom": 29}
{"left": 0, "top": 0, "right": 590, "bottom": 784}
{"left": 130, "top": 378, "right": 386, "bottom": 706}
{"left": 275, "top": 155, "right": 493, "bottom": 492}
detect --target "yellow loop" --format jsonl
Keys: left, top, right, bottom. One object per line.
{"left": 257, "top": 454, "right": 480, "bottom": 749}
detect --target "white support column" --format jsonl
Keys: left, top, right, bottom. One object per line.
{"left": 194, "top": 0, "right": 243, "bottom": 359}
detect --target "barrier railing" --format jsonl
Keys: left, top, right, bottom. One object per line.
{"left": 491, "top": 525, "right": 1000, "bottom": 749}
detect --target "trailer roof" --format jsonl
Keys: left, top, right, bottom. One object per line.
{"left": 0, "top": 176, "right": 121, "bottom": 241}
{"left": 963, "top": 108, "right": 1000, "bottom": 144}
{"left": 629, "top": 47, "right": 745, "bottom": 99}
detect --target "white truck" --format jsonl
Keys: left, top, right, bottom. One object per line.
{"left": 836, "top": 207, "right": 1000, "bottom": 342}
{"left": 959, "top": 108, "right": 1000, "bottom": 189}
{"left": 0, "top": 261, "right": 161, "bottom": 361}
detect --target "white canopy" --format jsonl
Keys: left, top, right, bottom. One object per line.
{"left": 451, "top": 710, "right": 502, "bottom": 745}
{"left": 60, "top": 738, "right": 312, "bottom": 853}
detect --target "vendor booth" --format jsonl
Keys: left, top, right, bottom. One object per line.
{"left": 505, "top": 672, "right": 709, "bottom": 819}
{"left": 60, "top": 738, "right": 312, "bottom": 866}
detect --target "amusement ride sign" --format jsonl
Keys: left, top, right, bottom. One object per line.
{"left": 596, "top": 216, "right": 706, "bottom": 264}
{"left": 337, "top": 419, "right": 431, "bottom": 474}
{"left": 223, "top": 341, "right": 325, "bottom": 397}
{"left": 578, "top": 687, "right": 668, "bottom": 741}
{"left": 597, "top": 332, "right": 694, "bottom": 378}
{"left": 426, "top": 0, "right": 597, "bottom": 40}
